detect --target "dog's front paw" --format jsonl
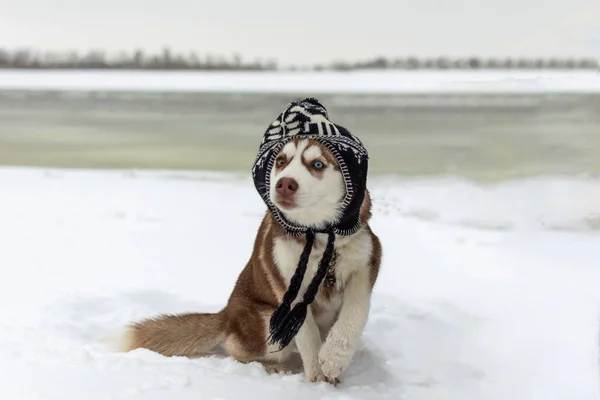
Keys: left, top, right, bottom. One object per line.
{"left": 308, "top": 372, "right": 341, "bottom": 386}
{"left": 318, "top": 336, "right": 352, "bottom": 379}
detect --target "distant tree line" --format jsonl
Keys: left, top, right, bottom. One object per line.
{"left": 0, "top": 48, "right": 277, "bottom": 70}
{"left": 0, "top": 48, "right": 597, "bottom": 71}
{"left": 321, "top": 56, "right": 599, "bottom": 71}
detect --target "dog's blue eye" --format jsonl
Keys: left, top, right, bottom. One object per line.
{"left": 313, "top": 161, "right": 324, "bottom": 169}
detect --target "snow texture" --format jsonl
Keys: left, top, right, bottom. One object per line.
{"left": 0, "top": 168, "right": 599, "bottom": 400}
{"left": 0, "top": 70, "right": 599, "bottom": 93}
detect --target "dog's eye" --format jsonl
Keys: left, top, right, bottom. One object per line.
{"left": 276, "top": 157, "right": 285, "bottom": 167}
{"left": 312, "top": 161, "right": 324, "bottom": 169}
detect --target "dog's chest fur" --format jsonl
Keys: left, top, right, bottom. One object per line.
{"left": 272, "top": 230, "right": 373, "bottom": 331}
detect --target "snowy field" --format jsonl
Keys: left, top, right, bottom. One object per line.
{"left": 0, "top": 167, "right": 599, "bottom": 400}
{"left": 0, "top": 69, "right": 599, "bottom": 93}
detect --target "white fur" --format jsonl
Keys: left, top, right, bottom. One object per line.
{"left": 318, "top": 267, "right": 372, "bottom": 378}
{"left": 302, "top": 145, "right": 322, "bottom": 161}
{"left": 102, "top": 327, "right": 136, "bottom": 352}
{"left": 269, "top": 139, "right": 345, "bottom": 229}
{"left": 293, "top": 305, "right": 323, "bottom": 380}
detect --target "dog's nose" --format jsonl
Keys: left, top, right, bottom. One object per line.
{"left": 276, "top": 177, "right": 298, "bottom": 197}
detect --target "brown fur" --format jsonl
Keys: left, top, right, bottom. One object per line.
{"left": 126, "top": 312, "right": 226, "bottom": 357}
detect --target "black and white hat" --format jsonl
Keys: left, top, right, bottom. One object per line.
{"left": 251, "top": 97, "right": 369, "bottom": 237}
{"left": 251, "top": 98, "right": 370, "bottom": 350}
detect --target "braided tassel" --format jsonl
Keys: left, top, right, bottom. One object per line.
{"left": 268, "top": 229, "right": 336, "bottom": 350}
{"left": 268, "top": 231, "right": 315, "bottom": 341}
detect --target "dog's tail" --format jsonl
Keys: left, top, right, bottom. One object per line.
{"left": 113, "top": 311, "right": 227, "bottom": 358}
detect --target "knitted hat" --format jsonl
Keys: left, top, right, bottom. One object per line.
{"left": 251, "top": 98, "right": 369, "bottom": 350}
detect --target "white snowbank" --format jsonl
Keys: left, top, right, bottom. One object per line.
{"left": 0, "top": 168, "right": 598, "bottom": 400}
{"left": 0, "top": 69, "right": 599, "bottom": 93}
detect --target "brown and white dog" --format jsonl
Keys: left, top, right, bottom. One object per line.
{"left": 117, "top": 137, "right": 382, "bottom": 385}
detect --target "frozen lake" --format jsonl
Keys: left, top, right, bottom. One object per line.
{"left": 0, "top": 70, "right": 599, "bottom": 181}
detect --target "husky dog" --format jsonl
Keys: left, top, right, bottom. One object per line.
{"left": 118, "top": 99, "right": 382, "bottom": 385}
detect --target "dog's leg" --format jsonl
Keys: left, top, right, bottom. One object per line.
{"left": 294, "top": 306, "right": 339, "bottom": 385}
{"left": 318, "top": 269, "right": 371, "bottom": 379}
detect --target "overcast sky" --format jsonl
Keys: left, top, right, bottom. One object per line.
{"left": 1, "top": 0, "right": 599, "bottom": 65}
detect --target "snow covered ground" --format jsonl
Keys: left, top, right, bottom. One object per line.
{"left": 0, "top": 69, "right": 599, "bottom": 93}
{"left": 0, "top": 167, "right": 599, "bottom": 400}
